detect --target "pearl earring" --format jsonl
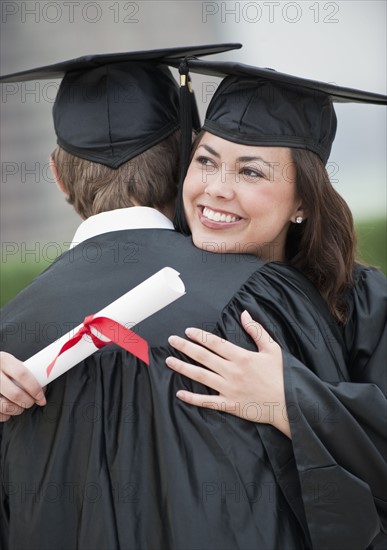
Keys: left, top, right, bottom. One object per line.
{"left": 295, "top": 216, "right": 303, "bottom": 224}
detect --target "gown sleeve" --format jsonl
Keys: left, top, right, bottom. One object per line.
{"left": 220, "top": 263, "right": 387, "bottom": 549}
{"left": 342, "top": 265, "right": 387, "bottom": 393}
{"left": 283, "top": 351, "right": 386, "bottom": 550}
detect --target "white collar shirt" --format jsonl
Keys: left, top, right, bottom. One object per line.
{"left": 70, "top": 207, "right": 174, "bottom": 249}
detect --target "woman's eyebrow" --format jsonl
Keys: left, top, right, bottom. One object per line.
{"left": 197, "top": 144, "right": 220, "bottom": 158}
{"left": 197, "top": 146, "right": 270, "bottom": 166}
{"left": 238, "top": 156, "right": 268, "bottom": 163}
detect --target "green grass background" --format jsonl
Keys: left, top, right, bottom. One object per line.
{"left": 1, "top": 218, "right": 386, "bottom": 308}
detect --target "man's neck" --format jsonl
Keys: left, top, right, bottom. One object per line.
{"left": 158, "top": 202, "right": 175, "bottom": 222}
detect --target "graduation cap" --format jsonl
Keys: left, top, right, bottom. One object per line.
{"left": 172, "top": 58, "right": 387, "bottom": 168}
{"left": 0, "top": 44, "right": 242, "bottom": 168}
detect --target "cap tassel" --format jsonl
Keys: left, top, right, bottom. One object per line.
{"left": 188, "top": 74, "right": 201, "bottom": 132}
{"left": 174, "top": 59, "right": 193, "bottom": 234}
{"left": 178, "top": 60, "right": 193, "bottom": 185}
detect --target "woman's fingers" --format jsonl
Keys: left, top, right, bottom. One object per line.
{"left": 241, "top": 310, "right": 279, "bottom": 352}
{"left": 182, "top": 327, "right": 252, "bottom": 364}
{"left": 175, "top": 390, "right": 224, "bottom": 410}
{"left": 165, "top": 355, "right": 224, "bottom": 393}
{"left": 168, "top": 334, "right": 231, "bottom": 376}
{"left": 184, "top": 328, "right": 239, "bottom": 360}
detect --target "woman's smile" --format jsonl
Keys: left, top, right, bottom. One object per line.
{"left": 198, "top": 205, "right": 244, "bottom": 228}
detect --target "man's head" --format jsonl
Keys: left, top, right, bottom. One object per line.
{"left": 48, "top": 59, "right": 182, "bottom": 219}
{"left": 50, "top": 130, "right": 180, "bottom": 220}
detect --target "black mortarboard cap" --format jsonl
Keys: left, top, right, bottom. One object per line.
{"left": 0, "top": 45, "right": 242, "bottom": 168}
{"left": 173, "top": 59, "right": 387, "bottom": 166}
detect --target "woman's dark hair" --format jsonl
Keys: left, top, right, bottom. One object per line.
{"left": 286, "top": 148, "right": 356, "bottom": 323}
{"left": 173, "top": 131, "right": 200, "bottom": 234}
{"left": 175, "top": 131, "right": 357, "bottom": 323}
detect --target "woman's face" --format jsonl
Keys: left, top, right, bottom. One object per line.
{"left": 183, "top": 133, "right": 304, "bottom": 261}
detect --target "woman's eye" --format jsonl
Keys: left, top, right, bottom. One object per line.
{"left": 196, "top": 155, "right": 215, "bottom": 167}
{"left": 242, "top": 167, "right": 264, "bottom": 179}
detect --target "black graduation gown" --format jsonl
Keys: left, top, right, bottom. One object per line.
{"left": 225, "top": 264, "right": 387, "bottom": 550}
{"left": 0, "top": 229, "right": 385, "bottom": 550}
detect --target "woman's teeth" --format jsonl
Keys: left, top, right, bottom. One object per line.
{"left": 203, "top": 207, "right": 240, "bottom": 223}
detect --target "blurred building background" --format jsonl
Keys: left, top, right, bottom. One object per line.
{"left": 1, "top": 1, "right": 386, "bottom": 302}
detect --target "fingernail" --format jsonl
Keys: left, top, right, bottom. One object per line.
{"left": 185, "top": 327, "right": 195, "bottom": 337}
{"left": 242, "top": 310, "right": 253, "bottom": 321}
{"left": 35, "top": 391, "right": 45, "bottom": 401}
{"left": 168, "top": 335, "right": 179, "bottom": 345}
{"left": 166, "top": 356, "right": 177, "bottom": 366}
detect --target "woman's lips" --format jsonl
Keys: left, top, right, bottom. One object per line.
{"left": 198, "top": 206, "right": 244, "bottom": 229}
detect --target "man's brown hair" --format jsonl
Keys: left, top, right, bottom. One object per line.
{"left": 51, "top": 131, "right": 180, "bottom": 219}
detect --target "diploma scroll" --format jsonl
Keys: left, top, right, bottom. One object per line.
{"left": 24, "top": 267, "right": 185, "bottom": 386}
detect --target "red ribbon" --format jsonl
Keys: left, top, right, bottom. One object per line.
{"left": 46, "top": 314, "right": 149, "bottom": 377}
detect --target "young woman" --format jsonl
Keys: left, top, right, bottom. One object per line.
{"left": 166, "top": 66, "right": 387, "bottom": 548}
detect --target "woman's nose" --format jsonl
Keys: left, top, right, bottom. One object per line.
{"left": 204, "top": 164, "right": 236, "bottom": 199}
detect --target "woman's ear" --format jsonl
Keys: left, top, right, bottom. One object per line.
{"left": 49, "top": 156, "right": 67, "bottom": 196}
{"left": 292, "top": 202, "right": 308, "bottom": 224}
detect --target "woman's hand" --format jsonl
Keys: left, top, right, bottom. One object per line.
{"left": 166, "top": 310, "right": 290, "bottom": 438}
{"left": 0, "top": 351, "right": 46, "bottom": 422}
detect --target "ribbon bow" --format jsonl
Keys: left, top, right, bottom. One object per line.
{"left": 46, "top": 314, "right": 149, "bottom": 377}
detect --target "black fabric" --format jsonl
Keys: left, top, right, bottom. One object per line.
{"left": 173, "top": 59, "right": 387, "bottom": 105}
{"left": 203, "top": 77, "right": 337, "bottom": 164}
{"left": 0, "top": 44, "right": 242, "bottom": 168}
{"left": 0, "top": 45, "right": 242, "bottom": 83}
{"left": 53, "top": 62, "right": 180, "bottom": 168}
{"left": 229, "top": 264, "right": 387, "bottom": 549}
{"left": 0, "top": 229, "right": 386, "bottom": 549}
{"left": 171, "top": 59, "right": 387, "bottom": 166}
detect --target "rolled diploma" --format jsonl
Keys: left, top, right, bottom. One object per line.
{"left": 24, "top": 267, "right": 185, "bottom": 386}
